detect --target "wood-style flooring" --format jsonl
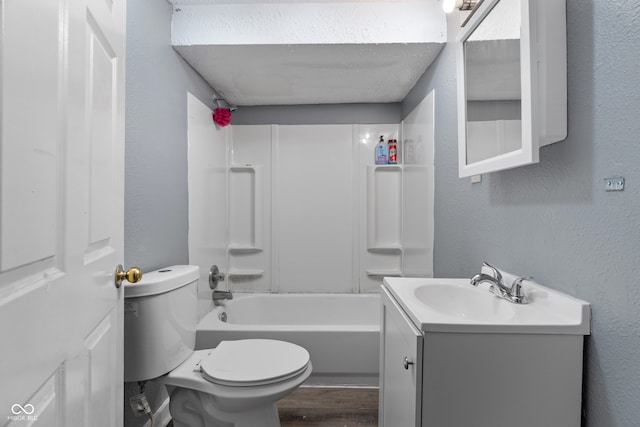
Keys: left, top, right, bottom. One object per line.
{"left": 164, "top": 386, "right": 379, "bottom": 427}
{"left": 278, "top": 386, "right": 379, "bottom": 427}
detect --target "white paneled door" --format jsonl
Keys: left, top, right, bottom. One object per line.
{"left": 1, "top": 0, "right": 126, "bottom": 426}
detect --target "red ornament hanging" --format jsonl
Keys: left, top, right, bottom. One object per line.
{"left": 213, "top": 107, "right": 232, "bottom": 127}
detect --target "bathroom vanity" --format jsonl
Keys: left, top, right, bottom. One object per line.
{"left": 379, "top": 277, "right": 590, "bottom": 427}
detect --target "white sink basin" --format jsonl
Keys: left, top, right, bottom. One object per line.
{"left": 384, "top": 277, "right": 591, "bottom": 334}
{"left": 414, "top": 283, "right": 516, "bottom": 322}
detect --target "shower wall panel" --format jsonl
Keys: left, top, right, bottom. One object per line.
{"left": 189, "top": 113, "right": 433, "bottom": 295}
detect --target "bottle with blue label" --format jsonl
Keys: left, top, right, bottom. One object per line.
{"left": 375, "top": 135, "right": 388, "bottom": 165}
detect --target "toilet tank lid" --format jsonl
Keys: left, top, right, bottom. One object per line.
{"left": 124, "top": 265, "right": 199, "bottom": 298}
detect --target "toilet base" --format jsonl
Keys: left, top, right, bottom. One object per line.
{"left": 155, "top": 348, "right": 311, "bottom": 427}
{"left": 169, "top": 387, "right": 282, "bottom": 427}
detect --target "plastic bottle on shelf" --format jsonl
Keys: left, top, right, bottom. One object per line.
{"left": 375, "top": 135, "right": 388, "bottom": 165}
{"left": 388, "top": 139, "right": 397, "bottom": 164}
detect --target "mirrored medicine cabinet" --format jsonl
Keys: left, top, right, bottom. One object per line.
{"left": 456, "top": 0, "right": 567, "bottom": 178}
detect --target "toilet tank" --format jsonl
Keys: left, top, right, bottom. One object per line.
{"left": 123, "top": 265, "right": 199, "bottom": 382}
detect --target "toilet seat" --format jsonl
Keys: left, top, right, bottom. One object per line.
{"left": 200, "top": 339, "right": 311, "bottom": 387}
{"left": 155, "top": 347, "right": 313, "bottom": 416}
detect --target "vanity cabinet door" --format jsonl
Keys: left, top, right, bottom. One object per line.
{"left": 379, "top": 288, "right": 423, "bottom": 427}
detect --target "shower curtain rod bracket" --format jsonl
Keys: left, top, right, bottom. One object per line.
{"left": 212, "top": 92, "right": 238, "bottom": 112}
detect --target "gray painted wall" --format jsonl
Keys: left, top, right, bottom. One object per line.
{"left": 125, "top": 0, "right": 215, "bottom": 272}
{"left": 403, "top": 2, "right": 639, "bottom": 425}
{"left": 124, "top": 1, "right": 215, "bottom": 425}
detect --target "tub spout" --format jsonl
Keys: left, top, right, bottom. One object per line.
{"left": 212, "top": 290, "right": 233, "bottom": 305}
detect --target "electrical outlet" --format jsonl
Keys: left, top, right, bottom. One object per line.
{"left": 129, "top": 393, "right": 151, "bottom": 416}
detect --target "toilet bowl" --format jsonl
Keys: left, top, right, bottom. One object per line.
{"left": 124, "top": 266, "right": 312, "bottom": 427}
{"left": 158, "top": 343, "right": 312, "bottom": 427}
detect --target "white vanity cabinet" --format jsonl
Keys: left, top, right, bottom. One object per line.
{"left": 379, "top": 287, "right": 423, "bottom": 426}
{"left": 379, "top": 278, "right": 590, "bottom": 427}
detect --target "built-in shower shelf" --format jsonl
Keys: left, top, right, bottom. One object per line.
{"left": 365, "top": 269, "right": 402, "bottom": 277}
{"left": 228, "top": 269, "right": 264, "bottom": 277}
{"left": 228, "top": 245, "right": 263, "bottom": 254}
{"left": 368, "top": 245, "right": 402, "bottom": 253}
{"left": 229, "top": 165, "right": 256, "bottom": 171}
{"left": 372, "top": 164, "right": 402, "bottom": 171}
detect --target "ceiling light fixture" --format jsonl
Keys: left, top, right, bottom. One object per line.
{"left": 443, "top": 0, "right": 480, "bottom": 13}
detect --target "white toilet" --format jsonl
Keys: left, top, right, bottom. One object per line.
{"left": 124, "top": 265, "right": 312, "bottom": 427}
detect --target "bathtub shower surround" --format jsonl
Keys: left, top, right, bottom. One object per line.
{"left": 197, "top": 293, "right": 381, "bottom": 386}
{"left": 187, "top": 93, "right": 435, "bottom": 310}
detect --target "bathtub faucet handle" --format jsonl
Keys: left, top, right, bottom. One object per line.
{"left": 209, "top": 265, "right": 226, "bottom": 289}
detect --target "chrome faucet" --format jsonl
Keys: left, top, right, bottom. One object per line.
{"left": 470, "top": 262, "right": 530, "bottom": 304}
{"left": 212, "top": 290, "right": 233, "bottom": 304}
{"left": 209, "top": 264, "right": 232, "bottom": 305}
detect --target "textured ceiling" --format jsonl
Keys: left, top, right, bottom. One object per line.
{"left": 174, "top": 43, "right": 444, "bottom": 106}
{"left": 170, "top": 0, "right": 446, "bottom": 106}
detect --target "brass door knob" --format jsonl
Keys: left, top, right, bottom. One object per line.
{"left": 115, "top": 265, "right": 142, "bottom": 288}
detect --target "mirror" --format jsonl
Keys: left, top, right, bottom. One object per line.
{"left": 465, "top": 0, "right": 522, "bottom": 165}
{"left": 456, "top": 0, "right": 567, "bottom": 178}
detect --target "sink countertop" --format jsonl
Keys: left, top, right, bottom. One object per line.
{"left": 383, "top": 277, "right": 591, "bottom": 335}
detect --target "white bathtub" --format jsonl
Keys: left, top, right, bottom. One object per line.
{"left": 196, "top": 293, "right": 381, "bottom": 386}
